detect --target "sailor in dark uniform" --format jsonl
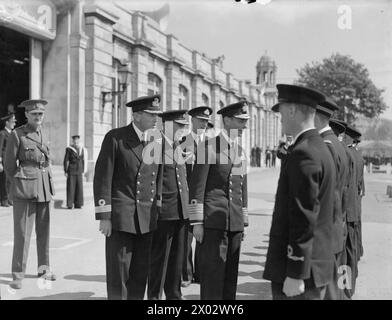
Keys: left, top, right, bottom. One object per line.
{"left": 63, "top": 135, "right": 87, "bottom": 209}
{"left": 148, "top": 109, "right": 189, "bottom": 300}
{"left": 189, "top": 101, "right": 249, "bottom": 300}
{"left": 0, "top": 113, "right": 16, "bottom": 206}
{"left": 344, "top": 125, "right": 364, "bottom": 295}
{"left": 4, "top": 100, "right": 56, "bottom": 290}
{"left": 93, "top": 95, "right": 163, "bottom": 300}
{"left": 263, "top": 84, "right": 336, "bottom": 300}
{"left": 315, "top": 99, "right": 349, "bottom": 300}
{"left": 180, "top": 106, "right": 212, "bottom": 287}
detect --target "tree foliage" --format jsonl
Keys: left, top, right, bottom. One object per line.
{"left": 296, "top": 53, "right": 387, "bottom": 124}
{"left": 363, "top": 118, "right": 392, "bottom": 141}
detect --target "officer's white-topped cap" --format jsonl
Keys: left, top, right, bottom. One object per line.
{"left": 18, "top": 99, "right": 48, "bottom": 113}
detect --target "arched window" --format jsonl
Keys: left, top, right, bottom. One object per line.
{"left": 179, "top": 85, "right": 189, "bottom": 109}
{"left": 263, "top": 71, "right": 268, "bottom": 82}
{"left": 148, "top": 73, "right": 162, "bottom": 96}
{"left": 202, "top": 93, "right": 209, "bottom": 106}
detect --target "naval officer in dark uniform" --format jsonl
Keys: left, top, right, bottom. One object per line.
{"left": 180, "top": 106, "right": 212, "bottom": 287}
{"left": 4, "top": 99, "right": 56, "bottom": 290}
{"left": 263, "top": 84, "right": 336, "bottom": 300}
{"left": 63, "top": 135, "right": 87, "bottom": 209}
{"left": 0, "top": 113, "right": 16, "bottom": 206}
{"left": 148, "top": 110, "right": 189, "bottom": 300}
{"left": 315, "top": 98, "right": 349, "bottom": 300}
{"left": 189, "top": 101, "right": 249, "bottom": 300}
{"left": 351, "top": 135, "right": 365, "bottom": 261}
{"left": 94, "top": 95, "right": 163, "bottom": 300}
{"left": 329, "top": 118, "right": 358, "bottom": 299}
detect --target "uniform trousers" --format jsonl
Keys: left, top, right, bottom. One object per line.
{"left": 357, "top": 221, "right": 363, "bottom": 260}
{"left": 271, "top": 282, "right": 327, "bottom": 300}
{"left": 183, "top": 221, "right": 200, "bottom": 282}
{"left": 12, "top": 201, "right": 50, "bottom": 280}
{"left": 199, "top": 229, "right": 242, "bottom": 300}
{"left": 345, "top": 222, "right": 358, "bottom": 298}
{"left": 324, "top": 250, "right": 348, "bottom": 300}
{"left": 148, "top": 219, "right": 187, "bottom": 300}
{"left": 105, "top": 229, "right": 153, "bottom": 300}
{"left": 66, "top": 174, "right": 83, "bottom": 208}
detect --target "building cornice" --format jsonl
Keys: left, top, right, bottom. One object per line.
{"left": 84, "top": 4, "right": 119, "bottom": 25}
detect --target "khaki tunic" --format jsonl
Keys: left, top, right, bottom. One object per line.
{"left": 4, "top": 123, "right": 55, "bottom": 202}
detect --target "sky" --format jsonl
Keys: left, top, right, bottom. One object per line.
{"left": 121, "top": 0, "right": 392, "bottom": 119}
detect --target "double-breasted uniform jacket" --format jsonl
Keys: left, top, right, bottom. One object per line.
{"left": 63, "top": 146, "right": 86, "bottom": 175}
{"left": 345, "top": 145, "right": 358, "bottom": 223}
{"left": 0, "top": 129, "right": 11, "bottom": 164}
{"left": 320, "top": 129, "right": 349, "bottom": 254}
{"left": 93, "top": 123, "right": 163, "bottom": 234}
{"left": 188, "top": 132, "right": 249, "bottom": 231}
{"left": 4, "top": 124, "right": 55, "bottom": 202}
{"left": 180, "top": 132, "right": 200, "bottom": 187}
{"left": 350, "top": 146, "right": 365, "bottom": 219}
{"left": 263, "top": 129, "right": 336, "bottom": 288}
{"left": 160, "top": 134, "right": 189, "bottom": 220}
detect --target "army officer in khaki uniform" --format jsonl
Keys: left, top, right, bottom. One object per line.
{"left": 4, "top": 99, "right": 56, "bottom": 290}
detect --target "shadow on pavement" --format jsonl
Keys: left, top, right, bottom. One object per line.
{"left": 238, "top": 270, "right": 264, "bottom": 280}
{"left": 239, "top": 260, "right": 265, "bottom": 267}
{"left": 0, "top": 273, "right": 38, "bottom": 284}
{"left": 253, "top": 246, "right": 268, "bottom": 250}
{"left": 64, "top": 274, "right": 106, "bottom": 282}
{"left": 21, "top": 291, "right": 105, "bottom": 300}
{"left": 241, "top": 252, "right": 265, "bottom": 258}
{"left": 236, "top": 281, "right": 271, "bottom": 300}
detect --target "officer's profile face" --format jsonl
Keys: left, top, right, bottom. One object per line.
{"left": 6, "top": 116, "right": 16, "bottom": 129}
{"left": 133, "top": 111, "right": 159, "bottom": 131}
{"left": 224, "top": 117, "right": 248, "bottom": 136}
{"left": 191, "top": 117, "right": 208, "bottom": 132}
{"left": 279, "top": 103, "right": 295, "bottom": 136}
{"left": 25, "top": 111, "right": 44, "bottom": 127}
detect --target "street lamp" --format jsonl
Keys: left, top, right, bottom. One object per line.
{"left": 101, "top": 63, "right": 132, "bottom": 108}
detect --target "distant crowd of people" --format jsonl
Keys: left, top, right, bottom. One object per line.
{"left": 250, "top": 139, "right": 294, "bottom": 168}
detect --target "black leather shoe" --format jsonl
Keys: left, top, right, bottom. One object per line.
{"left": 37, "top": 271, "right": 57, "bottom": 281}
{"left": 9, "top": 279, "right": 22, "bottom": 289}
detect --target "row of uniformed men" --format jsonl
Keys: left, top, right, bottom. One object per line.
{"left": 93, "top": 95, "right": 250, "bottom": 300}
{"left": 262, "top": 84, "right": 364, "bottom": 300}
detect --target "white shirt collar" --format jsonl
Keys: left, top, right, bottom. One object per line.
{"left": 292, "top": 127, "right": 315, "bottom": 146}
{"left": 132, "top": 122, "right": 145, "bottom": 142}
{"left": 319, "top": 125, "right": 332, "bottom": 135}
{"left": 5, "top": 127, "right": 12, "bottom": 134}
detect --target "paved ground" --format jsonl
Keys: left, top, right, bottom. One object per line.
{"left": 0, "top": 166, "right": 391, "bottom": 300}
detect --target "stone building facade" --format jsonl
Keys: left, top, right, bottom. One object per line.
{"left": 0, "top": 0, "right": 281, "bottom": 179}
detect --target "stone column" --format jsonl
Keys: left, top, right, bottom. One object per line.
{"left": 165, "top": 62, "right": 181, "bottom": 110}
{"left": 84, "top": 4, "right": 118, "bottom": 180}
